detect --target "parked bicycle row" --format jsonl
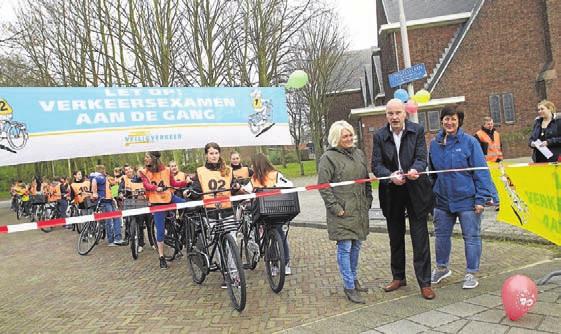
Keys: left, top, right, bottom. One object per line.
{"left": 8, "top": 143, "right": 299, "bottom": 312}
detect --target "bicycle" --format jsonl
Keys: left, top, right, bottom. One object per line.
{"left": 122, "top": 189, "right": 155, "bottom": 260}
{"left": 76, "top": 200, "right": 105, "bottom": 256}
{"left": 66, "top": 201, "right": 82, "bottom": 233}
{"left": 184, "top": 188, "right": 246, "bottom": 312}
{"left": 237, "top": 187, "right": 300, "bottom": 293}
{"left": 40, "top": 202, "right": 60, "bottom": 233}
{"left": 0, "top": 119, "right": 29, "bottom": 150}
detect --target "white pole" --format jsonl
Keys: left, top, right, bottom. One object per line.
{"left": 398, "top": 0, "right": 418, "bottom": 123}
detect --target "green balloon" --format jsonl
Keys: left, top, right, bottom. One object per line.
{"left": 286, "top": 70, "right": 309, "bottom": 89}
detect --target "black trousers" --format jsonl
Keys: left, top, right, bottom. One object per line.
{"left": 386, "top": 186, "right": 431, "bottom": 287}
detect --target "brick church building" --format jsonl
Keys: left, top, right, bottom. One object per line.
{"left": 344, "top": 0, "right": 561, "bottom": 161}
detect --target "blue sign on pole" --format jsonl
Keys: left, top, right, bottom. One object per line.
{"left": 388, "top": 63, "right": 427, "bottom": 88}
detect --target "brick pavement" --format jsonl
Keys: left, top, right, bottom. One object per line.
{"left": 0, "top": 205, "right": 557, "bottom": 333}
{"left": 284, "top": 260, "right": 561, "bottom": 334}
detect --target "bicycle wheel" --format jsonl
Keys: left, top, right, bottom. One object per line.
{"left": 264, "top": 227, "right": 286, "bottom": 293}
{"left": 7, "top": 122, "right": 28, "bottom": 150}
{"left": 77, "top": 221, "right": 99, "bottom": 255}
{"left": 163, "top": 221, "right": 179, "bottom": 261}
{"left": 240, "top": 221, "right": 259, "bottom": 270}
{"left": 130, "top": 218, "right": 140, "bottom": 260}
{"left": 220, "top": 233, "right": 246, "bottom": 312}
{"left": 185, "top": 220, "right": 208, "bottom": 284}
{"left": 16, "top": 202, "right": 24, "bottom": 220}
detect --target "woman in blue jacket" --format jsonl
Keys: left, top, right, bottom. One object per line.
{"left": 429, "top": 107, "right": 497, "bottom": 290}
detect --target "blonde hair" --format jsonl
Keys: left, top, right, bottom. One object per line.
{"left": 538, "top": 100, "right": 556, "bottom": 117}
{"left": 328, "top": 120, "right": 356, "bottom": 148}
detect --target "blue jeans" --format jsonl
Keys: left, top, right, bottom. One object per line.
{"left": 101, "top": 200, "right": 122, "bottom": 243}
{"left": 434, "top": 208, "right": 482, "bottom": 273}
{"left": 336, "top": 240, "right": 362, "bottom": 290}
{"left": 153, "top": 195, "right": 186, "bottom": 242}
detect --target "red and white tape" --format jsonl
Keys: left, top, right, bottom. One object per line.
{"left": 0, "top": 163, "right": 555, "bottom": 234}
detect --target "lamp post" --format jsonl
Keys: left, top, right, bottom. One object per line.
{"left": 397, "top": 0, "right": 418, "bottom": 123}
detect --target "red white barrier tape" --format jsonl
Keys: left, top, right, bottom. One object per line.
{"left": 1, "top": 163, "right": 556, "bottom": 234}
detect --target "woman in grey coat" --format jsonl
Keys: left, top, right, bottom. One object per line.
{"left": 318, "top": 120, "right": 373, "bottom": 304}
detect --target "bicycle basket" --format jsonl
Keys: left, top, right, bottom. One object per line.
{"left": 252, "top": 189, "right": 300, "bottom": 224}
{"left": 123, "top": 198, "right": 148, "bottom": 210}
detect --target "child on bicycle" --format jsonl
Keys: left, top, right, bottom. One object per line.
{"left": 241, "top": 153, "right": 294, "bottom": 275}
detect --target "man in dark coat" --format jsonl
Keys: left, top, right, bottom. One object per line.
{"left": 371, "top": 98, "right": 435, "bottom": 300}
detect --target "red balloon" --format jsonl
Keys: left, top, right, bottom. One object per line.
{"left": 501, "top": 275, "right": 538, "bottom": 321}
{"left": 405, "top": 100, "right": 418, "bottom": 114}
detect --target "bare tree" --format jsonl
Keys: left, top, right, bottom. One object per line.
{"left": 291, "top": 7, "right": 351, "bottom": 160}
{"left": 286, "top": 91, "right": 309, "bottom": 175}
{"left": 239, "top": 0, "right": 313, "bottom": 87}
{"left": 178, "top": 0, "right": 242, "bottom": 87}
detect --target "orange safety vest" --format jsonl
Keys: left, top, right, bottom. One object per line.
{"left": 71, "top": 180, "right": 91, "bottom": 204}
{"left": 196, "top": 166, "right": 232, "bottom": 209}
{"left": 123, "top": 176, "right": 146, "bottom": 199}
{"left": 251, "top": 171, "right": 278, "bottom": 188}
{"left": 173, "top": 171, "right": 187, "bottom": 182}
{"left": 475, "top": 129, "right": 503, "bottom": 162}
{"left": 233, "top": 166, "right": 250, "bottom": 179}
{"left": 48, "top": 183, "right": 62, "bottom": 202}
{"left": 143, "top": 167, "right": 172, "bottom": 204}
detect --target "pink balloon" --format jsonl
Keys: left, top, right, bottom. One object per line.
{"left": 501, "top": 275, "right": 538, "bottom": 321}
{"left": 405, "top": 100, "right": 418, "bottom": 114}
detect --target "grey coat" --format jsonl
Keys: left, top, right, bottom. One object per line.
{"left": 318, "top": 146, "right": 373, "bottom": 241}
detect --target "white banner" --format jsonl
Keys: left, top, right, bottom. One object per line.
{"left": 0, "top": 87, "right": 290, "bottom": 166}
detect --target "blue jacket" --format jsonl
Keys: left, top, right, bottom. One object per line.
{"left": 429, "top": 128, "right": 497, "bottom": 213}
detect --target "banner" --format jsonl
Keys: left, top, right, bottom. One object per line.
{"left": 490, "top": 162, "right": 561, "bottom": 245}
{"left": 0, "top": 87, "right": 289, "bottom": 166}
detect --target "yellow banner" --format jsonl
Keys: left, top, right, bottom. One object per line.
{"left": 490, "top": 162, "right": 561, "bottom": 245}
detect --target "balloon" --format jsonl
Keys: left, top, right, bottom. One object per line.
{"left": 413, "top": 89, "right": 431, "bottom": 104}
{"left": 501, "top": 275, "right": 538, "bottom": 321}
{"left": 286, "top": 70, "right": 309, "bottom": 89}
{"left": 394, "top": 89, "right": 409, "bottom": 102}
{"left": 405, "top": 100, "right": 418, "bottom": 114}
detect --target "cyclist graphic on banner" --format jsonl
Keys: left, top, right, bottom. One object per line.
{"left": 0, "top": 98, "right": 29, "bottom": 152}
{"left": 248, "top": 89, "right": 275, "bottom": 136}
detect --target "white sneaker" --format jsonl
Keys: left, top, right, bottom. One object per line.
{"left": 463, "top": 273, "right": 479, "bottom": 289}
{"left": 138, "top": 246, "right": 143, "bottom": 253}
{"left": 271, "top": 266, "right": 279, "bottom": 277}
{"left": 285, "top": 264, "right": 292, "bottom": 275}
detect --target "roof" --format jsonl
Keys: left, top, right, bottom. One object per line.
{"left": 381, "top": 0, "right": 479, "bottom": 23}
{"left": 329, "top": 48, "right": 372, "bottom": 92}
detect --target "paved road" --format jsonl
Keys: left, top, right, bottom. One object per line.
{"left": 0, "top": 203, "right": 558, "bottom": 333}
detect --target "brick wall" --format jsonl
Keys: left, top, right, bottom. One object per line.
{"left": 394, "top": 24, "right": 462, "bottom": 92}
{"left": 544, "top": 0, "right": 561, "bottom": 103}
{"left": 431, "top": 0, "right": 551, "bottom": 158}
{"left": 326, "top": 90, "right": 364, "bottom": 145}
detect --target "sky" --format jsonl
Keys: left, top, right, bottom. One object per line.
{"left": 0, "top": 0, "right": 377, "bottom": 50}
